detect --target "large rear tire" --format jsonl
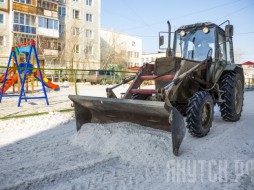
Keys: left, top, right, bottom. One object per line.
{"left": 219, "top": 72, "right": 244, "bottom": 121}
{"left": 186, "top": 91, "right": 214, "bottom": 137}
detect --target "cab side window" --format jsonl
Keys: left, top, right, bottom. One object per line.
{"left": 218, "top": 33, "right": 226, "bottom": 62}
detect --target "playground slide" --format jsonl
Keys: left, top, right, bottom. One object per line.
{"left": 0, "top": 74, "right": 18, "bottom": 94}
{"left": 0, "top": 69, "right": 14, "bottom": 83}
{"left": 34, "top": 70, "right": 60, "bottom": 90}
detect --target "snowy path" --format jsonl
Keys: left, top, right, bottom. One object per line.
{"left": 0, "top": 85, "right": 254, "bottom": 190}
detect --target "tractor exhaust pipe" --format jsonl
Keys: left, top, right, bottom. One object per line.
{"left": 167, "top": 21, "right": 172, "bottom": 57}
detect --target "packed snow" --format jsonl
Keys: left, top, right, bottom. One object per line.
{"left": 0, "top": 82, "right": 254, "bottom": 190}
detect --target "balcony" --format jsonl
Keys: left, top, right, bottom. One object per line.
{"left": 44, "top": 49, "right": 58, "bottom": 57}
{"left": 13, "top": 24, "right": 36, "bottom": 34}
{"left": 37, "top": 7, "right": 58, "bottom": 18}
{"left": 37, "top": 27, "right": 59, "bottom": 38}
{"left": 13, "top": 2, "right": 36, "bottom": 14}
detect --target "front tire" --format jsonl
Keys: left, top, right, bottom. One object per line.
{"left": 186, "top": 91, "right": 214, "bottom": 137}
{"left": 220, "top": 72, "right": 244, "bottom": 121}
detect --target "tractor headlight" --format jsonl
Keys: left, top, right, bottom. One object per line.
{"left": 203, "top": 27, "right": 210, "bottom": 34}
{"left": 179, "top": 30, "right": 186, "bottom": 37}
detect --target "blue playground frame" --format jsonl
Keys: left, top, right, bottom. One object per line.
{"left": 0, "top": 40, "right": 49, "bottom": 107}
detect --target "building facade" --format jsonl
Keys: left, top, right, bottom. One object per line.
{"left": 0, "top": 0, "right": 101, "bottom": 77}
{"left": 36, "top": 0, "right": 59, "bottom": 66}
{"left": 12, "top": 0, "right": 60, "bottom": 68}
{"left": 58, "top": 0, "right": 101, "bottom": 71}
{"left": 0, "top": 0, "right": 10, "bottom": 66}
{"left": 100, "top": 29, "right": 142, "bottom": 69}
{"left": 0, "top": 0, "right": 59, "bottom": 69}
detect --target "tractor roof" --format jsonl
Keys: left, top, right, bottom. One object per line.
{"left": 177, "top": 22, "right": 223, "bottom": 31}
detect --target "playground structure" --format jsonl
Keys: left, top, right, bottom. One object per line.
{"left": 0, "top": 40, "right": 59, "bottom": 106}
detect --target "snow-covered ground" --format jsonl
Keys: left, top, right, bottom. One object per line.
{"left": 0, "top": 83, "right": 254, "bottom": 190}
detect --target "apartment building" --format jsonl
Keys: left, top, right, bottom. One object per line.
{"left": 0, "top": 0, "right": 100, "bottom": 73}
{"left": 0, "top": 0, "right": 59, "bottom": 69}
{"left": 100, "top": 29, "right": 142, "bottom": 68}
{"left": 0, "top": 0, "right": 10, "bottom": 66}
{"left": 12, "top": 0, "right": 59, "bottom": 67}
{"left": 58, "top": 0, "right": 101, "bottom": 70}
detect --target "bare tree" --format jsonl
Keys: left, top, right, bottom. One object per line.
{"left": 100, "top": 33, "right": 130, "bottom": 70}
{"left": 58, "top": 20, "right": 97, "bottom": 81}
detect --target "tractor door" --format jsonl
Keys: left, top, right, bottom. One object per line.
{"left": 209, "top": 29, "right": 227, "bottom": 83}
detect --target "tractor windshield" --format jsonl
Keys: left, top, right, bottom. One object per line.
{"left": 174, "top": 28, "right": 215, "bottom": 61}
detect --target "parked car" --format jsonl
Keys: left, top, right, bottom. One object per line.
{"left": 85, "top": 70, "right": 122, "bottom": 85}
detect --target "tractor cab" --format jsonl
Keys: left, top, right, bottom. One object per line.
{"left": 174, "top": 23, "right": 216, "bottom": 61}
{"left": 160, "top": 21, "right": 234, "bottom": 64}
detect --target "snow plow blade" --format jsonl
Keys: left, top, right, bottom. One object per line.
{"left": 69, "top": 95, "right": 186, "bottom": 156}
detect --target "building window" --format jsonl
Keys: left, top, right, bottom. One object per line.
{"left": 0, "top": 13, "right": 4, "bottom": 24}
{"left": 0, "top": 36, "right": 5, "bottom": 46}
{"left": 0, "top": 0, "right": 4, "bottom": 3}
{"left": 47, "top": 41, "right": 51, "bottom": 49}
{"left": 58, "top": 42, "right": 62, "bottom": 51}
{"left": 38, "top": 37, "right": 57, "bottom": 50}
{"left": 14, "top": 0, "right": 32, "bottom": 5}
{"left": 85, "top": 13, "right": 93, "bottom": 22}
{"left": 59, "top": 24, "right": 65, "bottom": 34}
{"left": 73, "top": 9, "right": 80, "bottom": 19}
{"left": 38, "top": 0, "right": 57, "bottom": 11}
{"left": 73, "top": 0, "right": 79, "bottom": 2}
{"left": 86, "top": 0, "right": 92, "bottom": 6}
{"left": 132, "top": 41, "right": 136, "bottom": 47}
{"left": 13, "top": 12, "right": 36, "bottom": 34}
{"left": 38, "top": 17, "right": 58, "bottom": 30}
{"left": 85, "top": 45, "right": 93, "bottom": 55}
{"left": 85, "top": 29, "right": 93, "bottom": 38}
{"left": 72, "top": 27, "right": 80, "bottom": 36}
{"left": 54, "top": 20, "right": 58, "bottom": 30}
{"left": 74, "top": 45, "right": 80, "bottom": 53}
{"left": 127, "top": 51, "right": 133, "bottom": 58}
{"left": 48, "top": 19, "right": 53, "bottom": 29}
{"left": 13, "top": 33, "right": 36, "bottom": 45}
{"left": 58, "top": 6, "right": 66, "bottom": 16}
{"left": 20, "top": 13, "right": 24, "bottom": 24}
{"left": 14, "top": 12, "right": 19, "bottom": 23}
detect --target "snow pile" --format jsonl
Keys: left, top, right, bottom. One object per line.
{"left": 0, "top": 112, "right": 74, "bottom": 147}
{"left": 70, "top": 122, "right": 173, "bottom": 167}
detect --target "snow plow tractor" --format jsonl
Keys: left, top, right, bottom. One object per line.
{"left": 69, "top": 20, "right": 244, "bottom": 156}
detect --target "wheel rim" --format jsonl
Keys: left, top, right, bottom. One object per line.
{"left": 201, "top": 103, "right": 212, "bottom": 128}
{"left": 235, "top": 80, "right": 243, "bottom": 114}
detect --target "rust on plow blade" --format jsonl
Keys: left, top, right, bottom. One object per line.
{"left": 69, "top": 95, "right": 186, "bottom": 156}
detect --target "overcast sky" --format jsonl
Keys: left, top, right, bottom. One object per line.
{"left": 101, "top": 0, "right": 254, "bottom": 63}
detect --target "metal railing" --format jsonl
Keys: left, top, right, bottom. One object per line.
{"left": 0, "top": 66, "right": 136, "bottom": 81}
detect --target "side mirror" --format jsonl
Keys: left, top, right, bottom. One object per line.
{"left": 159, "top": 35, "right": 164, "bottom": 47}
{"left": 225, "top": 25, "right": 233, "bottom": 37}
